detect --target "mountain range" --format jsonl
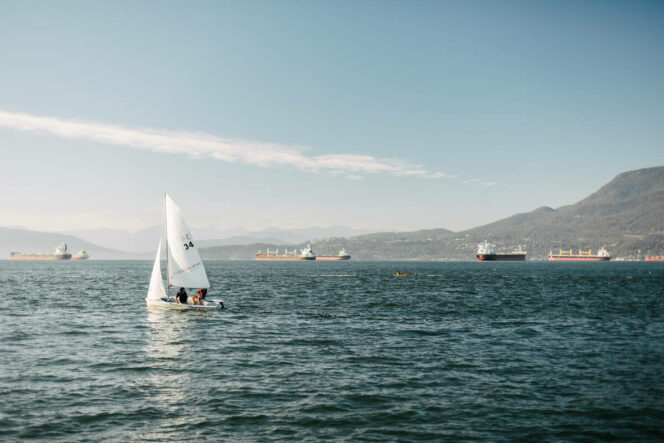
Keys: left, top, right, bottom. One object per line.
{"left": 0, "top": 224, "right": 374, "bottom": 259}
{"left": 59, "top": 225, "right": 373, "bottom": 253}
{"left": 2, "top": 166, "right": 662, "bottom": 260}
{"left": 200, "top": 166, "right": 664, "bottom": 260}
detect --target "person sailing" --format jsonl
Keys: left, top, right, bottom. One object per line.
{"left": 193, "top": 288, "right": 207, "bottom": 305}
{"left": 176, "top": 287, "right": 188, "bottom": 304}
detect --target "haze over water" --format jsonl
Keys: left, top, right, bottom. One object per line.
{"left": 1, "top": 260, "right": 662, "bottom": 440}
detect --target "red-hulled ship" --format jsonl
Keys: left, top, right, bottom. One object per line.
{"left": 255, "top": 245, "right": 316, "bottom": 261}
{"left": 316, "top": 249, "right": 351, "bottom": 261}
{"left": 645, "top": 256, "right": 664, "bottom": 262}
{"left": 476, "top": 241, "right": 526, "bottom": 261}
{"left": 71, "top": 249, "right": 89, "bottom": 260}
{"left": 548, "top": 247, "right": 611, "bottom": 261}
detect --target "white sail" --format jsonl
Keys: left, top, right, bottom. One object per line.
{"left": 165, "top": 194, "right": 210, "bottom": 289}
{"left": 147, "top": 241, "right": 167, "bottom": 301}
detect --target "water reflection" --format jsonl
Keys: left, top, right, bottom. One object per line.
{"left": 137, "top": 310, "right": 203, "bottom": 440}
{"left": 145, "top": 309, "right": 190, "bottom": 385}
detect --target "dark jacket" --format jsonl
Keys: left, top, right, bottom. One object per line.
{"left": 177, "top": 289, "right": 188, "bottom": 303}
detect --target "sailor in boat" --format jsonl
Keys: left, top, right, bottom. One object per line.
{"left": 176, "top": 287, "right": 188, "bottom": 304}
{"left": 193, "top": 288, "right": 207, "bottom": 305}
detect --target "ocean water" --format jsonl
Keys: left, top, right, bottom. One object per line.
{"left": 0, "top": 260, "right": 663, "bottom": 441}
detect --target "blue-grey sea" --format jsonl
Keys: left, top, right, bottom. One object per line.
{"left": 1, "top": 260, "right": 663, "bottom": 441}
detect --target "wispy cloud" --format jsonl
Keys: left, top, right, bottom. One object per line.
{"left": 464, "top": 178, "right": 497, "bottom": 186}
{"left": 0, "top": 110, "right": 496, "bottom": 185}
{"left": 0, "top": 110, "right": 453, "bottom": 180}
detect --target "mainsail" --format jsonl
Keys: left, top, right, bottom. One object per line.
{"left": 165, "top": 194, "right": 210, "bottom": 289}
{"left": 147, "top": 241, "right": 167, "bottom": 301}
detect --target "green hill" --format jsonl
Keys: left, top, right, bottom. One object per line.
{"left": 457, "top": 166, "right": 664, "bottom": 259}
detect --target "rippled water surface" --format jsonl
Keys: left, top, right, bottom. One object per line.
{"left": 1, "top": 260, "right": 663, "bottom": 441}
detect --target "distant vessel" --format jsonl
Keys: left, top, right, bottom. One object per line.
{"left": 476, "top": 241, "right": 526, "bottom": 261}
{"left": 10, "top": 242, "right": 72, "bottom": 261}
{"left": 316, "top": 248, "right": 351, "bottom": 261}
{"left": 255, "top": 245, "right": 316, "bottom": 261}
{"left": 548, "top": 247, "right": 611, "bottom": 261}
{"left": 645, "top": 256, "right": 664, "bottom": 262}
{"left": 71, "top": 249, "right": 89, "bottom": 260}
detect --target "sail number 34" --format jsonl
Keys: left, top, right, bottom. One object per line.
{"left": 183, "top": 241, "right": 194, "bottom": 250}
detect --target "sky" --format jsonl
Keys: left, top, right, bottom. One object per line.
{"left": 1, "top": 0, "right": 663, "bottom": 234}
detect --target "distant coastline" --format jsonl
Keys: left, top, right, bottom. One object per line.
{"left": 2, "top": 166, "right": 662, "bottom": 261}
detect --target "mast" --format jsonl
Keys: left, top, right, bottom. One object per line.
{"left": 164, "top": 193, "right": 170, "bottom": 291}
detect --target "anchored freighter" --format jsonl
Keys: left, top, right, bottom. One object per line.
{"left": 476, "top": 241, "right": 526, "bottom": 261}
{"left": 316, "top": 249, "right": 351, "bottom": 261}
{"left": 10, "top": 242, "right": 72, "bottom": 261}
{"left": 548, "top": 247, "right": 611, "bottom": 261}
{"left": 255, "top": 245, "right": 316, "bottom": 261}
{"left": 71, "top": 249, "right": 89, "bottom": 260}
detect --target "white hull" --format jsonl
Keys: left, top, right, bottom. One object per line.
{"left": 146, "top": 297, "right": 223, "bottom": 311}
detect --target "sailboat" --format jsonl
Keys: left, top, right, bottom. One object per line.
{"left": 146, "top": 194, "right": 224, "bottom": 310}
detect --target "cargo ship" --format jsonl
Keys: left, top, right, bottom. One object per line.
{"left": 255, "top": 245, "right": 316, "bottom": 261}
{"left": 645, "top": 256, "right": 664, "bottom": 262}
{"left": 548, "top": 247, "right": 611, "bottom": 261}
{"left": 476, "top": 241, "right": 526, "bottom": 261}
{"left": 316, "top": 248, "right": 351, "bottom": 261}
{"left": 71, "top": 249, "right": 89, "bottom": 260}
{"left": 10, "top": 242, "right": 72, "bottom": 261}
